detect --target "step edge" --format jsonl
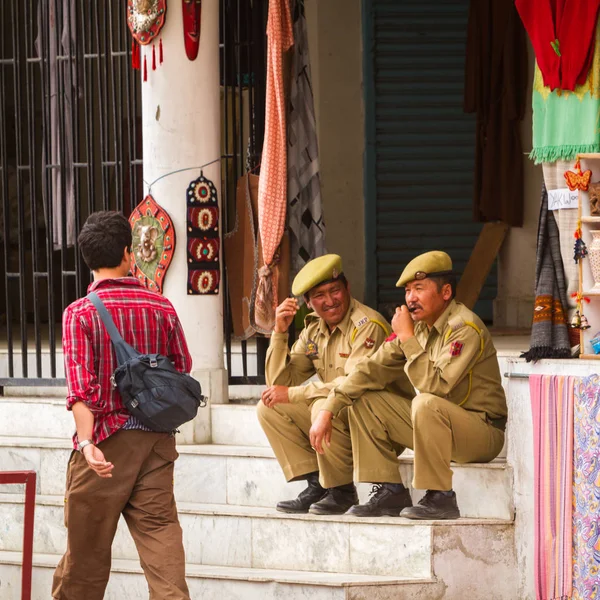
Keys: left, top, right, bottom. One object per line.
{"left": 0, "top": 550, "right": 435, "bottom": 587}
{"left": 0, "top": 493, "right": 515, "bottom": 526}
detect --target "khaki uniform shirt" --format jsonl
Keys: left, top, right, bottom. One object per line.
{"left": 325, "top": 300, "right": 506, "bottom": 423}
{"left": 265, "top": 299, "right": 391, "bottom": 404}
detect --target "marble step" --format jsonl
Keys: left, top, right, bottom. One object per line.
{"left": 0, "top": 551, "right": 440, "bottom": 600}
{"left": 0, "top": 437, "right": 514, "bottom": 520}
{"left": 0, "top": 496, "right": 515, "bottom": 584}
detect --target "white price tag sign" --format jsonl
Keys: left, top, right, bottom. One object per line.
{"left": 548, "top": 188, "right": 579, "bottom": 211}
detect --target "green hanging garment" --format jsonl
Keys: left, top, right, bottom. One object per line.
{"left": 531, "top": 21, "right": 600, "bottom": 164}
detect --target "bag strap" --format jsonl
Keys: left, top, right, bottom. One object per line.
{"left": 87, "top": 291, "right": 138, "bottom": 363}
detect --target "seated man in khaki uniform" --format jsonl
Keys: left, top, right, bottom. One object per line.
{"left": 257, "top": 254, "right": 393, "bottom": 515}
{"left": 317, "top": 251, "right": 507, "bottom": 519}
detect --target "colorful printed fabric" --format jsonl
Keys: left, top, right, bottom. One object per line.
{"left": 258, "top": 0, "right": 293, "bottom": 267}
{"left": 572, "top": 374, "right": 600, "bottom": 599}
{"left": 530, "top": 374, "right": 575, "bottom": 600}
{"left": 530, "top": 20, "right": 600, "bottom": 164}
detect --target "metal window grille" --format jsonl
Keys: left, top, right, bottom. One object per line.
{"left": 0, "top": 0, "right": 142, "bottom": 385}
{"left": 0, "top": 0, "right": 269, "bottom": 387}
{"left": 220, "top": 0, "right": 269, "bottom": 385}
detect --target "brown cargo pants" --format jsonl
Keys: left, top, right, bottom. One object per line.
{"left": 52, "top": 429, "right": 190, "bottom": 600}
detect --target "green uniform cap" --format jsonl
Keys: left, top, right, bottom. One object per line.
{"left": 292, "top": 254, "right": 344, "bottom": 296}
{"left": 396, "top": 251, "right": 453, "bottom": 287}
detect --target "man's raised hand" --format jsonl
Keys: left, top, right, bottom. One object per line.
{"left": 274, "top": 297, "right": 300, "bottom": 334}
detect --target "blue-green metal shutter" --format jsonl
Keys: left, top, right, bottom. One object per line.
{"left": 363, "top": 0, "right": 496, "bottom": 321}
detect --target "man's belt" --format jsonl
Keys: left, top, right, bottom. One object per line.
{"left": 489, "top": 416, "right": 507, "bottom": 431}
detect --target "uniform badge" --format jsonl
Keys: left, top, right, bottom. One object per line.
{"left": 339, "top": 352, "right": 349, "bottom": 358}
{"left": 364, "top": 337, "right": 375, "bottom": 349}
{"left": 356, "top": 317, "right": 368, "bottom": 328}
{"left": 450, "top": 341, "right": 464, "bottom": 357}
{"left": 305, "top": 339, "right": 319, "bottom": 358}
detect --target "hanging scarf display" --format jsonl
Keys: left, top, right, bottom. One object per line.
{"left": 182, "top": 0, "right": 201, "bottom": 61}
{"left": 129, "top": 194, "right": 176, "bottom": 294}
{"left": 255, "top": 0, "right": 293, "bottom": 331}
{"left": 530, "top": 20, "right": 600, "bottom": 164}
{"left": 127, "top": 0, "right": 167, "bottom": 82}
{"left": 515, "top": 0, "right": 600, "bottom": 91}
{"left": 186, "top": 172, "right": 220, "bottom": 295}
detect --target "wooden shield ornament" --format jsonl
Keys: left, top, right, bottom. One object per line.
{"left": 182, "top": 0, "right": 202, "bottom": 61}
{"left": 127, "top": 0, "right": 167, "bottom": 81}
{"left": 187, "top": 172, "right": 220, "bottom": 295}
{"left": 129, "top": 195, "right": 175, "bottom": 294}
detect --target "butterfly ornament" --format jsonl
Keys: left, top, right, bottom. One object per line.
{"left": 564, "top": 159, "right": 592, "bottom": 191}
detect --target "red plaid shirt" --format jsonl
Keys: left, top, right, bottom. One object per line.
{"left": 63, "top": 277, "right": 193, "bottom": 448}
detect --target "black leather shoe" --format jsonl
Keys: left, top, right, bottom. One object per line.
{"left": 276, "top": 473, "right": 327, "bottom": 514}
{"left": 346, "top": 483, "right": 413, "bottom": 517}
{"left": 400, "top": 490, "right": 460, "bottom": 520}
{"left": 308, "top": 483, "right": 359, "bottom": 515}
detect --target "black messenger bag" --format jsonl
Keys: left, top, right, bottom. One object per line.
{"left": 87, "top": 292, "right": 206, "bottom": 433}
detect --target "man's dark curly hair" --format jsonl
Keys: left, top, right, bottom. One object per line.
{"left": 78, "top": 211, "right": 132, "bottom": 271}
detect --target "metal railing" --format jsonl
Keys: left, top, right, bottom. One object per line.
{"left": 0, "top": 471, "right": 37, "bottom": 599}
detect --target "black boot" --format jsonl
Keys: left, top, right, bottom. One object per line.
{"left": 276, "top": 472, "right": 327, "bottom": 514}
{"left": 400, "top": 490, "right": 460, "bottom": 520}
{"left": 346, "top": 483, "right": 413, "bottom": 517}
{"left": 308, "top": 483, "right": 359, "bottom": 515}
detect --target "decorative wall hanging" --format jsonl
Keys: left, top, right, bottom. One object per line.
{"left": 564, "top": 160, "right": 592, "bottom": 191}
{"left": 127, "top": 0, "right": 167, "bottom": 82}
{"left": 187, "top": 172, "right": 220, "bottom": 295}
{"left": 570, "top": 292, "right": 591, "bottom": 330}
{"left": 574, "top": 222, "right": 589, "bottom": 263}
{"left": 182, "top": 0, "right": 202, "bottom": 60}
{"left": 129, "top": 194, "right": 175, "bottom": 294}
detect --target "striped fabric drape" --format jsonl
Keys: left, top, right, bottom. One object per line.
{"left": 530, "top": 374, "right": 575, "bottom": 600}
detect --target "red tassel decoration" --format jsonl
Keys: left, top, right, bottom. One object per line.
{"left": 143, "top": 54, "right": 148, "bottom": 82}
{"left": 159, "top": 38, "right": 164, "bottom": 64}
{"left": 152, "top": 44, "right": 157, "bottom": 71}
{"left": 131, "top": 40, "right": 141, "bottom": 70}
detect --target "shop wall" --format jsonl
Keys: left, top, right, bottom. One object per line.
{"left": 304, "top": 0, "right": 366, "bottom": 302}
{"left": 494, "top": 41, "right": 540, "bottom": 329}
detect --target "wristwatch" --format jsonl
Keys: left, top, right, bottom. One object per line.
{"left": 77, "top": 439, "right": 93, "bottom": 453}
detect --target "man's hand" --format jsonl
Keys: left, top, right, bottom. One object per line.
{"left": 309, "top": 410, "right": 333, "bottom": 455}
{"left": 82, "top": 444, "right": 114, "bottom": 478}
{"left": 274, "top": 297, "right": 300, "bottom": 334}
{"left": 392, "top": 305, "right": 415, "bottom": 343}
{"left": 262, "top": 385, "right": 290, "bottom": 408}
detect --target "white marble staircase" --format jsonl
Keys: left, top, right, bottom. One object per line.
{"left": 0, "top": 389, "right": 518, "bottom": 599}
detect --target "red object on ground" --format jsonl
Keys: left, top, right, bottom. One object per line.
{"left": 0, "top": 471, "right": 37, "bottom": 600}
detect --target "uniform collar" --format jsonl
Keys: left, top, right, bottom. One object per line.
{"left": 87, "top": 276, "right": 143, "bottom": 293}
{"left": 415, "top": 299, "right": 456, "bottom": 337}
{"left": 316, "top": 298, "right": 355, "bottom": 337}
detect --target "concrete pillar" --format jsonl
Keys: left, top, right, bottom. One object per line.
{"left": 141, "top": 0, "right": 227, "bottom": 443}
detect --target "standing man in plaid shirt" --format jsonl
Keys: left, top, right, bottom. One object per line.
{"left": 52, "top": 211, "right": 192, "bottom": 600}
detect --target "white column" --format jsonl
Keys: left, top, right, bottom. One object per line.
{"left": 141, "top": 0, "right": 227, "bottom": 443}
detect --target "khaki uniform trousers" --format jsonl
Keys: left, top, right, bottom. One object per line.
{"left": 52, "top": 430, "right": 190, "bottom": 600}
{"left": 257, "top": 397, "right": 353, "bottom": 489}
{"left": 349, "top": 391, "right": 505, "bottom": 491}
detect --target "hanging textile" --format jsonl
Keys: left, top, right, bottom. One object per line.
{"left": 287, "top": 0, "right": 325, "bottom": 282}
{"left": 541, "top": 160, "right": 580, "bottom": 326}
{"left": 255, "top": 0, "right": 293, "bottom": 330}
{"left": 522, "top": 183, "right": 571, "bottom": 361}
{"left": 225, "top": 174, "right": 290, "bottom": 338}
{"left": 530, "top": 374, "right": 575, "bottom": 600}
{"left": 573, "top": 374, "right": 600, "bottom": 599}
{"left": 36, "top": 0, "right": 77, "bottom": 248}
{"left": 515, "top": 0, "right": 600, "bottom": 92}
{"left": 530, "top": 20, "right": 600, "bottom": 164}
{"left": 464, "top": 0, "right": 528, "bottom": 226}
